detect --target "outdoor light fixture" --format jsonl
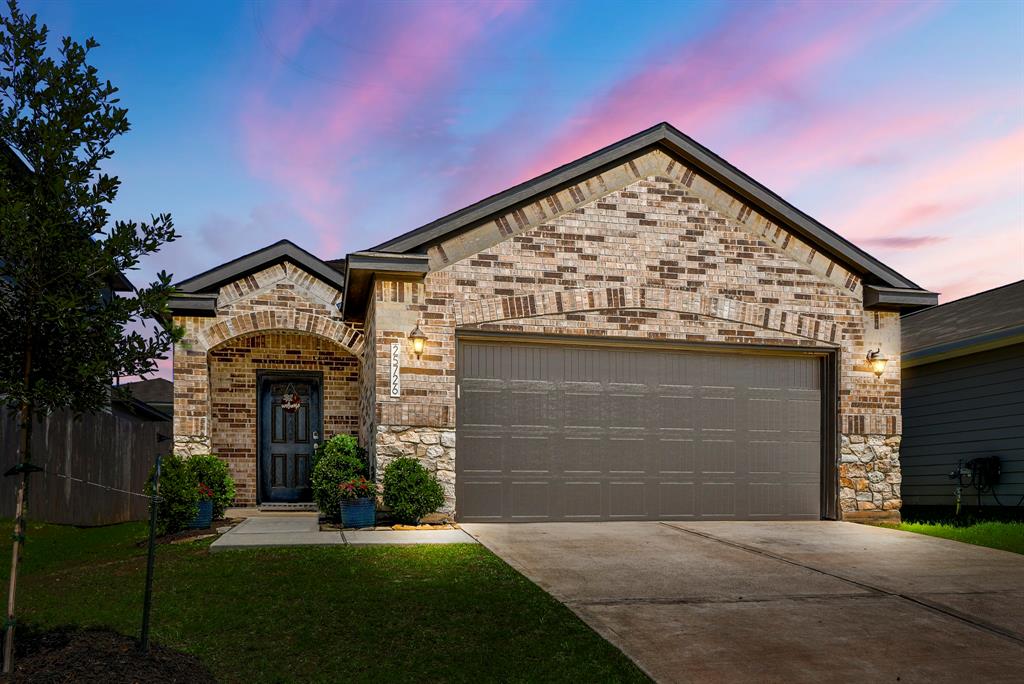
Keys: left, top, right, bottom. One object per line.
{"left": 409, "top": 323, "right": 427, "bottom": 358}
{"left": 866, "top": 349, "right": 888, "bottom": 378}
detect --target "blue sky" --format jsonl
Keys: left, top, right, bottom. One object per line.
{"left": 24, "top": 0, "right": 1024, "bottom": 304}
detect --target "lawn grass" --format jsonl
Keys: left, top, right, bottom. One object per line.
{"left": 895, "top": 520, "right": 1024, "bottom": 555}
{"left": 1, "top": 520, "right": 648, "bottom": 683}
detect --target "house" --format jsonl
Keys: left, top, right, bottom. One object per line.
{"left": 168, "top": 122, "right": 937, "bottom": 522}
{"left": 900, "top": 279, "right": 1024, "bottom": 516}
{"left": 120, "top": 377, "right": 174, "bottom": 418}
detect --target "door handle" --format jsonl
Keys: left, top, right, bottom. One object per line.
{"left": 313, "top": 431, "right": 319, "bottom": 448}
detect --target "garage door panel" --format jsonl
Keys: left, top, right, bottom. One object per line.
{"left": 459, "top": 481, "right": 504, "bottom": 519}
{"left": 699, "top": 483, "right": 737, "bottom": 517}
{"left": 700, "top": 439, "right": 737, "bottom": 474}
{"left": 655, "top": 438, "right": 696, "bottom": 473}
{"left": 608, "top": 482, "right": 646, "bottom": 517}
{"left": 657, "top": 482, "right": 696, "bottom": 517}
{"left": 457, "top": 340, "right": 823, "bottom": 522}
{"left": 748, "top": 482, "right": 785, "bottom": 517}
{"left": 563, "top": 391, "right": 604, "bottom": 428}
{"left": 458, "top": 435, "right": 503, "bottom": 473}
{"left": 563, "top": 481, "right": 602, "bottom": 519}
{"left": 507, "top": 436, "right": 550, "bottom": 473}
{"left": 748, "top": 440, "right": 784, "bottom": 474}
{"left": 510, "top": 481, "right": 550, "bottom": 519}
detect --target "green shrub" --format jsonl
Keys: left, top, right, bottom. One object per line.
{"left": 145, "top": 453, "right": 199, "bottom": 536}
{"left": 311, "top": 434, "right": 366, "bottom": 514}
{"left": 382, "top": 457, "right": 445, "bottom": 524}
{"left": 186, "top": 454, "right": 236, "bottom": 519}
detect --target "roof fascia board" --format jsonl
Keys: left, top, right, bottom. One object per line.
{"left": 175, "top": 241, "right": 346, "bottom": 294}
{"left": 341, "top": 252, "right": 429, "bottom": 321}
{"left": 902, "top": 324, "right": 1024, "bottom": 368}
{"left": 863, "top": 285, "right": 938, "bottom": 311}
{"left": 167, "top": 292, "right": 218, "bottom": 317}
{"left": 370, "top": 123, "right": 921, "bottom": 291}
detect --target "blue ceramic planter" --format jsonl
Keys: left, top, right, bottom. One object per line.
{"left": 340, "top": 497, "right": 376, "bottom": 529}
{"left": 190, "top": 499, "right": 214, "bottom": 529}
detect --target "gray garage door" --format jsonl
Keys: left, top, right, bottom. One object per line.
{"left": 456, "top": 340, "right": 822, "bottom": 522}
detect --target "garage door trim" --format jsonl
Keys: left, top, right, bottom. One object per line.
{"left": 455, "top": 331, "right": 840, "bottom": 521}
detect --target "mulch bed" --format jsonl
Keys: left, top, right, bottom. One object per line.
{"left": 0, "top": 626, "right": 216, "bottom": 683}
{"left": 133, "top": 518, "right": 243, "bottom": 547}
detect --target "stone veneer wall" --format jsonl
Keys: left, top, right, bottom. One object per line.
{"left": 173, "top": 261, "right": 365, "bottom": 506}
{"left": 371, "top": 149, "right": 902, "bottom": 519}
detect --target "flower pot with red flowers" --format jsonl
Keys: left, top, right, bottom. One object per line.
{"left": 339, "top": 476, "right": 377, "bottom": 529}
{"left": 189, "top": 482, "right": 215, "bottom": 529}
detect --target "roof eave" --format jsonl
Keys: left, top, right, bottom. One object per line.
{"left": 902, "top": 324, "right": 1024, "bottom": 368}
{"left": 341, "top": 251, "right": 430, "bottom": 322}
{"left": 174, "top": 240, "right": 347, "bottom": 294}
{"left": 370, "top": 122, "right": 925, "bottom": 292}
{"left": 863, "top": 285, "right": 938, "bottom": 312}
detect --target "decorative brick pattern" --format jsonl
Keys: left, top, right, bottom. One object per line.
{"left": 173, "top": 262, "right": 365, "bottom": 505}
{"left": 209, "top": 332, "right": 359, "bottom": 505}
{"left": 370, "top": 169, "right": 902, "bottom": 518}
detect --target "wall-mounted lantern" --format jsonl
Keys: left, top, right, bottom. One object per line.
{"left": 866, "top": 349, "right": 888, "bottom": 378}
{"left": 409, "top": 322, "right": 428, "bottom": 359}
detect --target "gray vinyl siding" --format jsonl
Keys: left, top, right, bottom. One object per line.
{"left": 901, "top": 343, "right": 1024, "bottom": 508}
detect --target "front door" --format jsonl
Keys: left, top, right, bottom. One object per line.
{"left": 259, "top": 376, "right": 321, "bottom": 503}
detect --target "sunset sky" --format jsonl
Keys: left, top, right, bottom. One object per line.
{"left": 33, "top": 0, "right": 1024, "bottom": 310}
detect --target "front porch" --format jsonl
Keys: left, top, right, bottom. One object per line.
{"left": 171, "top": 254, "right": 370, "bottom": 507}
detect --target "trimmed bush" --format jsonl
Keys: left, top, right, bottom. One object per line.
{"left": 186, "top": 454, "right": 236, "bottom": 519}
{"left": 145, "top": 454, "right": 199, "bottom": 536}
{"left": 382, "top": 457, "right": 445, "bottom": 525}
{"left": 311, "top": 434, "right": 365, "bottom": 514}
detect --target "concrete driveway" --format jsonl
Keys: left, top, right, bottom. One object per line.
{"left": 462, "top": 521, "right": 1024, "bottom": 683}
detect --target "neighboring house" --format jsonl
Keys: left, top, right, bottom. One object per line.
{"left": 901, "top": 280, "right": 1024, "bottom": 515}
{"left": 169, "top": 122, "right": 937, "bottom": 522}
{"left": 120, "top": 377, "right": 174, "bottom": 418}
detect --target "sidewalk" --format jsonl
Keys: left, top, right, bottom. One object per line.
{"left": 209, "top": 513, "right": 476, "bottom": 552}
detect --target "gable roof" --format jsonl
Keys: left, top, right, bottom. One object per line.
{"left": 169, "top": 239, "right": 347, "bottom": 317}
{"left": 370, "top": 122, "right": 927, "bottom": 293}
{"left": 175, "top": 239, "right": 345, "bottom": 293}
{"left": 902, "top": 279, "right": 1024, "bottom": 366}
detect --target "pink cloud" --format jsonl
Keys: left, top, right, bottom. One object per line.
{"left": 240, "top": 1, "right": 531, "bottom": 254}
{"left": 883, "top": 228, "right": 1024, "bottom": 302}
{"left": 447, "top": 1, "right": 936, "bottom": 208}
{"left": 724, "top": 91, "right": 990, "bottom": 193}
{"left": 832, "top": 125, "right": 1024, "bottom": 238}
{"left": 860, "top": 235, "right": 949, "bottom": 250}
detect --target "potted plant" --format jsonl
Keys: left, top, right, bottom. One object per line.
{"left": 312, "top": 435, "right": 366, "bottom": 521}
{"left": 338, "top": 476, "right": 377, "bottom": 529}
{"left": 189, "top": 482, "right": 215, "bottom": 529}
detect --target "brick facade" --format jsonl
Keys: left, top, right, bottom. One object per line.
{"left": 370, "top": 150, "right": 902, "bottom": 518}
{"left": 173, "top": 147, "right": 906, "bottom": 519}
{"left": 172, "top": 262, "right": 365, "bottom": 505}
{"left": 208, "top": 332, "right": 359, "bottom": 505}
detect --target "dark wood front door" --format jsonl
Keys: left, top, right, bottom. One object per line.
{"left": 259, "top": 376, "right": 321, "bottom": 503}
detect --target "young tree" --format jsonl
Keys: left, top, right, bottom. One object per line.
{"left": 0, "top": 0, "right": 180, "bottom": 670}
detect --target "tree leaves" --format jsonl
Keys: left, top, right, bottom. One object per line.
{"left": 0, "top": 0, "right": 181, "bottom": 417}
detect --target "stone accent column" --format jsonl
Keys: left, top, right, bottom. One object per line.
{"left": 376, "top": 426, "right": 456, "bottom": 514}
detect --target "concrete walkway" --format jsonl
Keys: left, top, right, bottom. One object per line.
{"left": 463, "top": 521, "right": 1024, "bottom": 683}
{"left": 210, "top": 513, "right": 475, "bottom": 552}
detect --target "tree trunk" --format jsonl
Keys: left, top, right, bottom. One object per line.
{"left": 2, "top": 347, "right": 32, "bottom": 675}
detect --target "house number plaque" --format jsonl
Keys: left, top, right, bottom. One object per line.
{"left": 390, "top": 343, "right": 401, "bottom": 397}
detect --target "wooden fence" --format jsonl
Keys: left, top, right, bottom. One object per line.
{"left": 1, "top": 406, "right": 169, "bottom": 526}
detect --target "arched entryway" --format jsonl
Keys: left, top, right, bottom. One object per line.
{"left": 207, "top": 330, "right": 361, "bottom": 506}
